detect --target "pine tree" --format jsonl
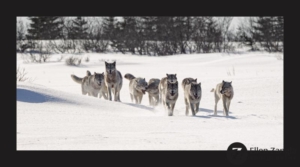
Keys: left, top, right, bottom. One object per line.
{"left": 69, "top": 17, "right": 89, "bottom": 39}
{"left": 26, "top": 16, "right": 63, "bottom": 39}
{"left": 102, "top": 16, "right": 116, "bottom": 40}
{"left": 253, "top": 16, "right": 282, "bottom": 52}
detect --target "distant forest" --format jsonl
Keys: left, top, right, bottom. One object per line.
{"left": 17, "top": 16, "right": 283, "bottom": 56}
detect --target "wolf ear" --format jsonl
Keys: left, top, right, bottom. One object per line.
{"left": 113, "top": 61, "right": 116, "bottom": 65}
{"left": 175, "top": 74, "right": 177, "bottom": 77}
{"left": 223, "top": 80, "right": 225, "bottom": 83}
{"left": 199, "top": 82, "right": 201, "bottom": 86}
{"left": 102, "top": 72, "right": 104, "bottom": 75}
{"left": 166, "top": 73, "right": 168, "bottom": 76}
{"left": 230, "top": 81, "right": 232, "bottom": 84}
{"left": 195, "top": 78, "right": 197, "bottom": 82}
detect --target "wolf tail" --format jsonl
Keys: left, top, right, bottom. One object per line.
{"left": 124, "top": 73, "right": 135, "bottom": 81}
{"left": 210, "top": 88, "right": 215, "bottom": 92}
{"left": 71, "top": 74, "right": 83, "bottom": 84}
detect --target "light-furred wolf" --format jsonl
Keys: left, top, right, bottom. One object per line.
{"left": 181, "top": 77, "right": 197, "bottom": 90}
{"left": 162, "top": 81, "right": 179, "bottom": 116}
{"left": 158, "top": 74, "right": 177, "bottom": 104}
{"left": 124, "top": 73, "right": 148, "bottom": 104}
{"left": 71, "top": 70, "right": 108, "bottom": 99}
{"left": 146, "top": 78, "right": 160, "bottom": 107}
{"left": 210, "top": 80, "right": 234, "bottom": 116}
{"left": 104, "top": 61, "right": 123, "bottom": 102}
{"left": 182, "top": 78, "right": 201, "bottom": 116}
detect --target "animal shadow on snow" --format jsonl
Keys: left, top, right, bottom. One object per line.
{"left": 17, "top": 88, "right": 72, "bottom": 104}
{"left": 123, "top": 102, "right": 155, "bottom": 112}
{"left": 199, "top": 107, "right": 237, "bottom": 119}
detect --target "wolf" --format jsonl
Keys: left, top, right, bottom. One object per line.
{"left": 181, "top": 77, "right": 197, "bottom": 90}
{"left": 124, "top": 73, "right": 148, "bottom": 104}
{"left": 210, "top": 80, "right": 234, "bottom": 116}
{"left": 162, "top": 81, "right": 179, "bottom": 116}
{"left": 158, "top": 74, "right": 177, "bottom": 104}
{"left": 183, "top": 81, "right": 202, "bottom": 116}
{"left": 104, "top": 61, "right": 123, "bottom": 102}
{"left": 71, "top": 70, "right": 108, "bottom": 99}
{"left": 145, "top": 78, "right": 160, "bottom": 107}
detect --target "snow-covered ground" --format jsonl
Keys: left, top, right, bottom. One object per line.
{"left": 16, "top": 51, "right": 283, "bottom": 150}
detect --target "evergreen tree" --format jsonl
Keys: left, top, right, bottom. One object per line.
{"left": 102, "top": 16, "right": 116, "bottom": 40}
{"left": 69, "top": 17, "right": 89, "bottom": 39}
{"left": 253, "top": 16, "right": 283, "bottom": 52}
{"left": 26, "top": 16, "right": 63, "bottom": 39}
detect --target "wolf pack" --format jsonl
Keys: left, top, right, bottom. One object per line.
{"left": 71, "top": 61, "right": 234, "bottom": 116}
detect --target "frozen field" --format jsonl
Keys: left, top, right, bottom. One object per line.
{"left": 16, "top": 51, "right": 283, "bottom": 150}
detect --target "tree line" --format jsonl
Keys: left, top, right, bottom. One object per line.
{"left": 17, "top": 16, "right": 283, "bottom": 57}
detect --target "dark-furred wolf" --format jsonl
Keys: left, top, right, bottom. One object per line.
{"left": 162, "top": 81, "right": 179, "bottom": 116}
{"left": 104, "top": 61, "right": 123, "bottom": 102}
{"left": 71, "top": 70, "right": 108, "bottom": 99}
{"left": 158, "top": 74, "right": 177, "bottom": 104}
{"left": 182, "top": 78, "right": 201, "bottom": 116}
{"left": 210, "top": 80, "right": 234, "bottom": 116}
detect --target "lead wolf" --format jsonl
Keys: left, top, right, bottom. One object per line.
{"left": 104, "top": 61, "right": 123, "bottom": 102}
{"left": 146, "top": 78, "right": 160, "bottom": 106}
{"left": 210, "top": 80, "right": 234, "bottom": 116}
{"left": 158, "top": 74, "right": 177, "bottom": 104}
{"left": 182, "top": 78, "right": 201, "bottom": 116}
{"left": 124, "top": 73, "right": 148, "bottom": 104}
{"left": 162, "top": 81, "right": 179, "bottom": 116}
{"left": 71, "top": 70, "right": 108, "bottom": 99}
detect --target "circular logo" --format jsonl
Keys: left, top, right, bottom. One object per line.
{"left": 227, "top": 142, "right": 248, "bottom": 165}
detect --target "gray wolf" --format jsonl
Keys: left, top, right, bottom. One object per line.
{"left": 104, "top": 61, "right": 123, "bottom": 102}
{"left": 158, "top": 74, "right": 177, "bottom": 103}
{"left": 71, "top": 70, "right": 108, "bottom": 99}
{"left": 145, "top": 78, "right": 160, "bottom": 107}
{"left": 181, "top": 77, "right": 197, "bottom": 90}
{"left": 162, "top": 81, "right": 179, "bottom": 116}
{"left": 210, "top": 80, "right": 234, "bottom": 116}
{"left": 124, "top": 73, "right": 148, "bottom": 104}
{"left": 183, "top": 81, "right": 202, "bottom": 116}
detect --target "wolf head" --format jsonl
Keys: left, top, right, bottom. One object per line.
{"left": 136, "top": 78, "right": 148, "bottom": 94}
{"left": 220, "top": 80, "right": 232, "bottom": 94}
{"left": 166, "top": 73, "right": 177, "bottom": 83}
{"left": 167, "top": 81, "right": 178, "bottom": 96}
{"left": 94, "top": 72, "right": 105, "bottom": 86}
{"left": 186, "top": 78, "right": 197, "bottom": 84}
{"left": 105, "top": 61, "right": 116, "bottom": 74}
{"left": 190, "top": 82, "right": 201, "bottom": 99}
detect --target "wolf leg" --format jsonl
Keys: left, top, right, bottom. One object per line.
{"left": 130, "top": 94, "right": 134, "bottom": 102}
{"left": 185, "top": 98, "right": 189, "bottom": 116}
{"left": 214, "top": 94, "right": 220, "bottom": 115}
{"left": 134, "top": 95, "right": 139, "bottom": 104}
{"left": 107, "top": 86, "right": 112, "bottom": 101}
{"left": 149, "top": 94, "right": 152, "bottom": 106}
{"left": 102, "top": 91, "right": 108, "bottom": 100}
{"left": 139, "top": 94, "right": 143, "bottom": 104}
{"left": 222, "top": 96, "right": 229, "bottom": 116}
{"left": 227, "top": 100, "right": 231, "bottom": 115}
{"left": 169, "top": 103, "right": 176, "bottom": 116}
{"left": 196, "top": 102, "right": 200, "bottom": 114}
{"left": 190, "top": 103, "right": 195, "bottom": 116}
